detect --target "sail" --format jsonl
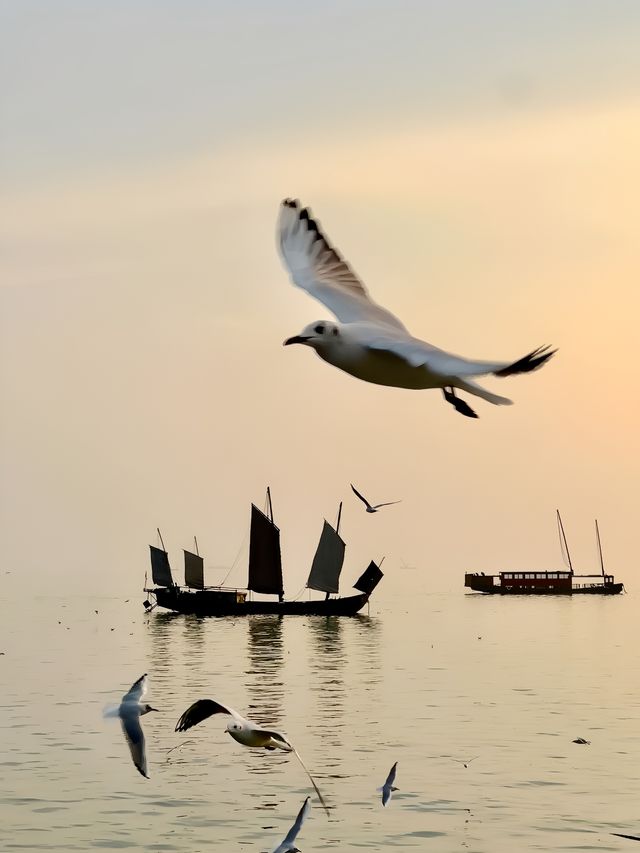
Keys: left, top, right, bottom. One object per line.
{"left": 307, "top": 520, "right": 345, "bottom": 594}
{"left": 353, "top": 561, "right": 383, "bottom": 595}
{"left": 248, "top": 504, "right": 284, "bottom": 596}
{"left": 184, "top": 549, "right": 204, "bottom": 589}
{"left": 149, "top": 545, "right": 174, "bottom": 587}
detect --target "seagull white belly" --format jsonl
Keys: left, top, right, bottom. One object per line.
{"left": 317, "top": 347, "right": 446, "bottom": 390}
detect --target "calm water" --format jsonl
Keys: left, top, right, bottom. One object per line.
{"left": 1, "top": 576, "right": 639, "bottom": 851}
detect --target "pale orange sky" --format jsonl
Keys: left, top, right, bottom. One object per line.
{"left": 1, "top": 2, "right": 639, "bottom": 596}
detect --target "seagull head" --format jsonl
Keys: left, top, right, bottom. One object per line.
{"left": 284, "top": 321, "right": 340, "bottom": 350}
{"left": 226, "top": 720, "right": 243, "bottom": 734}
{"left": 141, "top": 704, "right": 158, "bottom": 715}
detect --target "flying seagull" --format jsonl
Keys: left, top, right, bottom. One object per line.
{"left": 175, "top": 699, "right": 329, "bottom": 816}
{"left": 572, "top": 737, "right": 591, "bottom": 745}
{"left": 278, "top": 199, "right": 556, "bottom": 418}
{"left": 351, "top": 484, "right": 401, "bottom": 514}
{"left": 378, "top": 761, "right": 399, "bottom": 806}
{"left": 452, "top": 756, "right": 479, "bottom": 768}
{"left": 104, "top": 673, "right": 158, "bottom": 779}
{"left": 272, "top": 797, "right": 311, "bottom": 853}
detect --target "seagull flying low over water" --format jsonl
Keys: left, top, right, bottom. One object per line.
{"left": 175, "top": 699, "right": 329, "bottom": 816}
{"left": 378, "top": 761, "right": 399, "bottom": 806}
{"left": 572, "top": 737, "right": 591, "bottom": 745}
{"left": 351, "top": 484, "right": 401, "bottom": 514}
{"left": 452, "top": 756, "right": 479, "bottom": 768}
{"left": 278, "top": 199, "right": 556, "bottom": 418}
{"left": 272, "top": 797, "right": 311, "bottom": 853}
{"left": 104, "top": 673, "right": 158, "bottom": 779}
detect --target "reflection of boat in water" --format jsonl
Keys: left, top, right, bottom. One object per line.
{"left": 465, "top": 511, "right": 624, "bottom": 596}
{"left": 144, "top": 489, "right": 383, "bottom": 617}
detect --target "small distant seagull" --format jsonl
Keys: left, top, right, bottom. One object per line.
{"left": 175, "top": 699, "right": 329, "bottom": 816}
{"left": 612, "top": 834, "right": 640, "bottom": 842}
{"left": 278, "top": 199, "right": 556, "bottom": 418}
{"left": 272, "top": 797, "right": 311, "bottom": 853}
{"left": 572, "top": 737, "right": 591, "bottom": 745}
{"left": 453, "top": 756, "right": 479, "bottom": 769}
{"left": 378, "top": 761, "right": 399, "bottom": 806}
{"left": 104, "top": 673, "right": 158, "bottom": 779}
{"left": 350, "top": 484, "right": 401, "bottom": 514}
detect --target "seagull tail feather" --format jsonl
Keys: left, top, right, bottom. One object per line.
{"left": 454, "top": 378, "right": 513, "bottom": 406}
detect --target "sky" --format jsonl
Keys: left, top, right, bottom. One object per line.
{"left": 1, "top": 0, "right": 640, "bottom": 597}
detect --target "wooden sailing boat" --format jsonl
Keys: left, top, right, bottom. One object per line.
{"left": 144, "top": 489, "right": 383, "bottom": 616}
{"left": 464, "top": 511, "right": 624, "bottom": 595}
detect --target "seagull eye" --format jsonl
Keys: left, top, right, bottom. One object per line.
{"left": 314, "top": 324, "right": 324, "bottom": 334}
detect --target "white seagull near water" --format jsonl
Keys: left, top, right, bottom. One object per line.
{"left": 272, "top": 797, "right": 311, "bottom": 853}
{"left": 104, "top": 673, "right": 158, "bottom": 779}
{"left": 175, "top": 699, "right": 329, "bottom": 816}
{"left": 378, "top": 761, "right": 399, "bottom": 806}
{"left": 279, "top": 199, "right": 556, "bottom": 418}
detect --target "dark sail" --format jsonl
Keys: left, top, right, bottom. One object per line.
{"left": 149, "top": 545, "right": 174, "bottom": 587}
{"left": 184, "top": 550, "right": 204, "bottom": 589}
{"left": 307, "top": 520, "right": 345, "bottom": 594}
{"left": 353, "top": 561, "right": 383, "bottom": 595}
{"left": 248, "top": 504, "right": 284, "bottom": 596}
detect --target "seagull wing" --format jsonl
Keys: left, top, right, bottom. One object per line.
{"left": 175, "top": 698, "right": 244, "bottom": 732}
{"left": 373, "top": 501, "right": 401, "bottom": 510}
{"left": 359, "top": 325, "right": 556, "bottom": 378}
{"left": 278, "top": 199, "right": 407, "bottom": 331}
{"left": 120, "top": 709, "right": 148, "bottom": 778}
{"left": 122, "top": 673, "right": 147, "bottom": 703}
{"left": 279, "top": 797, "right": 311, "bottom": 849}
{"left": 291, "top": 747, "right": 330, "bottom": 818}
{"left": 351, "top": 484, "right": 372, "bottom": 510}
{"left": 385, "top": 761, "right": 398, "bottom": 787}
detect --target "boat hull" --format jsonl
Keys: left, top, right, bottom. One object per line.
{"left": 148, "top": 586, "right": 372, "bottom": 616}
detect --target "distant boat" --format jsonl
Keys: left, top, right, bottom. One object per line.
{"left": 144, "top": 489, "right": 383, "bottom": 616}
{"left": 465, "top": 511, "right": 624, "bottom": 596}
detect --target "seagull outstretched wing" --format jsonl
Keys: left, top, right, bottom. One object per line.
{"left": 278, "top": 199, "right": 407, "bottom": 331}
{"left": 122, "top": 673, "right": 147, "bottom": 704}
{"left": 273, "top": 797, "right": 311, "bottom": 853}
{"left": 175, "top": 698, "right": 245, "bottom": 732}
{"left": 120, "top": 709, "right": 148, "bottom": 778}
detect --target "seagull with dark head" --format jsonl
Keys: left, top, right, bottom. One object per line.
{"left": 278, "top": 199, "right": 556, "bottom": 418}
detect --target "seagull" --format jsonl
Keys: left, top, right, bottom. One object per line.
{"left": 175, "top": 699, "right": 329, "bottom": 816}
{"left": 272, "top": 797, "right": 311, "bottom": 853}
{"left": 104, "top": 673, "right": 158, "bottom": 779}
{"left": 278, "top": 199, "right": 556, "bottom": 418}
{"left": 572, "top": 737, "right": 591, "bottom": 745}
{"left": 378, "top": 761, "right": 399, "bottom": 806}
{"left": 351, "top": 484, "right": 401, "bottom": 514}
{"left": 452, "top": 756, "right": 479, "bottom": 768}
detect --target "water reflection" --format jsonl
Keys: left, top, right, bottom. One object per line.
{"left": 245, "top": 616, "right": 285, "bottom": 727}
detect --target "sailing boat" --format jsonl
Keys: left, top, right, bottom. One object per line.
{"left": 464, "top": 511, "right": 624, "bottom": 595}
{"left": 144, "top": 489, "right": 383, "bottom": 616}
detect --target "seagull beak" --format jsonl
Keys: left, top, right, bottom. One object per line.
{"left": 283, "top": 335, "right": 311, "bottom": 346}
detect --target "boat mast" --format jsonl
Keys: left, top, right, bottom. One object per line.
{"left": 595, "top": 519, "right": 605, "bottom": 579}
{"left": 194, "top": 535, "right": 200, "bottom": 557}
{"left": 336, "top": 501, "right": 343, "bottom": 536}
{"left": 556, "top": 510, "right": 573, "bottom": 574}
{"left": 157, "top": 527, "right": 167, "bottom": 553}
{"left": 267, "top": 487, "right": 274, "bottom": 524}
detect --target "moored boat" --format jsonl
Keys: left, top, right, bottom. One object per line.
{"left": 144, "top": 489, "right": 383, "bottom": 616}
{"left": 465, "top": 512, "right": 624, "bottom": 596}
